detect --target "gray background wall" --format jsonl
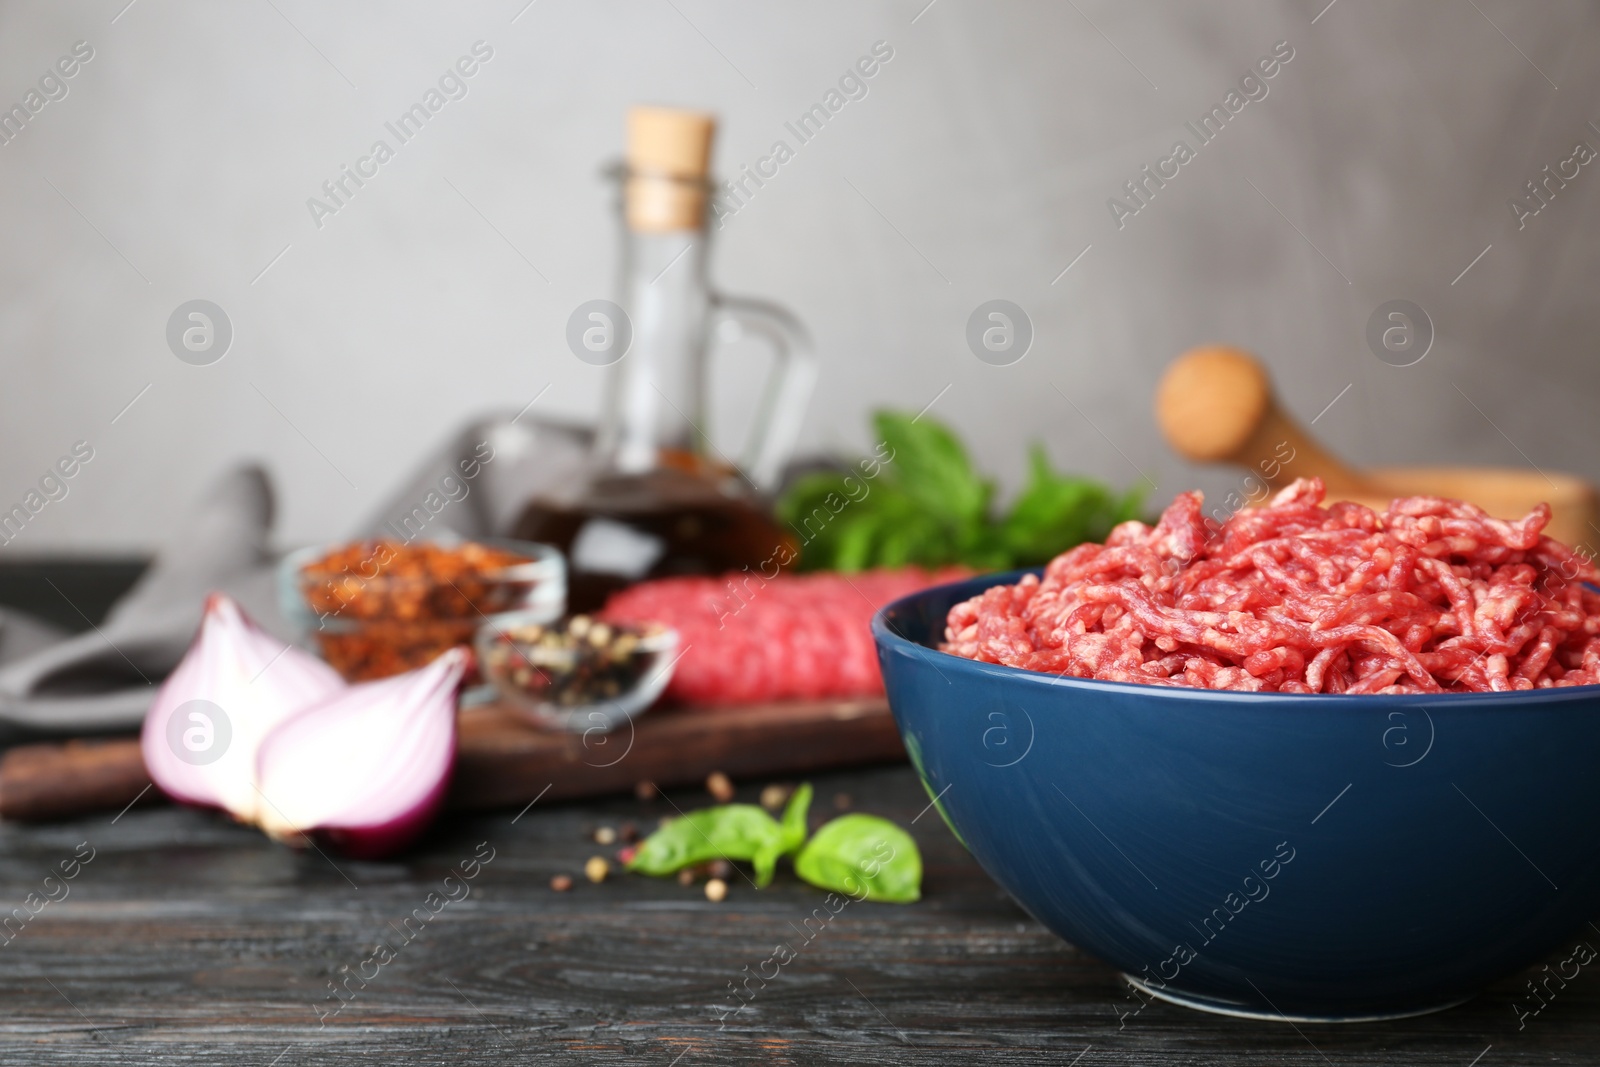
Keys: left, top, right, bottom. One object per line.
{"left": 1, "top": 0, "right": 1596, "bottom": 554}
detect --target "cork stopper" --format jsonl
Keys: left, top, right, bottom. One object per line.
{"left": 625, "top": 106, "right": 715, "bottom": 232}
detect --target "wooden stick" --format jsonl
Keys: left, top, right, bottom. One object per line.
{"left": 0, "top": 697, "right": 906, "bottom": 823}
{"left": 1155, "top": 345, "right": 1371, "bottom": 496}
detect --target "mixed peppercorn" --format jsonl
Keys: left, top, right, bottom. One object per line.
{"left": 480, "top": 614, "right": 668, "bottom": 708}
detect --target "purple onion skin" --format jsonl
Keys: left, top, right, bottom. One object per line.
{"left": 141, "top": 593, "right": 345, "bottom": 815}
{"left": 151, "top": 764, "right": 451, "bottom": 856}
{"left": 253, "top": 646, "right": 468, "bottom": 861}
{"left": 313, "top": 739, "right": 458, "bottom": 861}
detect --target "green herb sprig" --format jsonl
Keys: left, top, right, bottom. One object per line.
{"left": 625, "top": 783, "right": 923, "bottom": 903}
{"left": 777, "top": 410, "right": 1146, "bottom": 572}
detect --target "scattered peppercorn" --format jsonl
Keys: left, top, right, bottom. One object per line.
{"left": 550, "top": 875, "right": 574, "bottom": 892}
{"left": 636, "top": 780, "right": 659, "bottom": 801}
{"left": 706, "top": 771, "right": 735, "bottom": 803}
{"left": 620, "top": 822, "right": 640, "bottom": 843}
{"left": 833, "top": 792, "right": 853, "bottom": 811}
{"left": 759, "top": 784, "right": 791, "bottom": 811}
{"left": 677, "top": 868, "right": 696, "bottom": 887}
{"left": 707, "top": 859, "right": 733, "bottom": 881}
{"left": 585, "top": 856, "right": 609, "bottom": 884}
{"left": 705, "top": 878, "right": 728, "bottom": 902}
{"left": 593, "top": 826, "right": 617, "bottom": 846}
{"left": 617, "top": 846, "right": 638, "bottom": 866}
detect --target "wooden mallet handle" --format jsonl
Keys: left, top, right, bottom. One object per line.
{"left": 1155, "top": 345, "right": 1371, "bottom": 497}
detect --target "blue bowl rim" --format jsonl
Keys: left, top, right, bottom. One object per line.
{"left": 871, "top": 568, "right": 1600, "bottom": 709}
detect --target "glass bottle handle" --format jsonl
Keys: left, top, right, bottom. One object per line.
{"left": 707, "top": 294, "right": 816, "bottom": 492}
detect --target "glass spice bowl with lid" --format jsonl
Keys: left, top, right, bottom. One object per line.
{"left": 277, "top": 538, "right": 564, "bottom": 681}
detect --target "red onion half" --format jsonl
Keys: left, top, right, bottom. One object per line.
{"left": 140, "top": 594, "right": 344, "bottom": 822}
{"left": 140, "top": 594, "right": 465, "bottom": 860}
{"left": 253, "top": 647, "right": 466, "bottom": 860}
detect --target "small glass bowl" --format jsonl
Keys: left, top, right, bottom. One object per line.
{"left": 475, "top": 609, "right": 679, "bottom": 733}
{"left": 278, "top": 538, "right": 565, "bottom": 681}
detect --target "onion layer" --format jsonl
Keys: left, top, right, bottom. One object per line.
{"left": 140, "top": 594, "right": 343, "bottom": 822}
{"left": 254, "top": 648, "right": 465, "bottom": 859}
{"left": 139, "top": 594, "right": 464, "bottom": 859}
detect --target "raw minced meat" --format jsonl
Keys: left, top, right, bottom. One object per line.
{"left": 603, "top": 568, "right": 966, "bottom": 705}
{"left": 943, "top": 478, "right": 1600, "bottom": 694}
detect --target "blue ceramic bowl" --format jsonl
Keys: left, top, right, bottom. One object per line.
{"left": 873, "top": 570, "right": 1600, "bottom": 1021}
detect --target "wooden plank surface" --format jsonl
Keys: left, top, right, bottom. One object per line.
{"left": 452, "top": 696, "right": 902, "bottom": 807}
{"left": 0, "top": 568, "right": 1586, "bottom": 1063}
{"left": 0, "top": 698, "right": 905, "bottom": 822}
{"left": 0, "top": 763, "right": 1587, "bottom": 1065}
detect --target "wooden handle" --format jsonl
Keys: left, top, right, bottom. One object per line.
{"left": 0, "top": 698, "right": 907, "bottom": 823}
{"left": 1155, "top": 345, "right": 1371, "bottom": 496}
{"left": 0, "top": 738, "right": 154, "bottom": 822}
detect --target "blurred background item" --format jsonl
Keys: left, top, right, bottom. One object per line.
{"left": 513, "top": 105, "right": 814, "bottom": 611}
{"left": 0, "top": 2, "right": 1595, "bottom": 557}
{"left": 1157, "top": 345, "right": 1599, "bottom": 546}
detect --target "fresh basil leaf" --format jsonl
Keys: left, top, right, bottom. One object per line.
{"left": 999, "top": 446, "right": 1149, "bottom": 565}
{"left": 627, "top": 804, "right": 784, "bottom": 886}
{"left": 779, "top": 783, "right": 813, "bottom": 855}
{"left": 1002, "top": 462, "right": 1105, "bottom": 563}
{"left": 774, "top": 411, "right": 1142, "bottom": 572}
{"left": 751, "top": 840, "right": 783, "bottom": 888}
{"left": 873, "top": 411, "right": 991, "bottom": 527}
{"left": 876, "top": 523, "right": 915, "bottom": 568}
{"left": 793, "top": 814, "right": 922, "bottom": 903}
{"left": 777, "top": 472, "right": 849, "bottom": 530}
{"left": 955, "top": 520, "right": 1013, "bottom": 572}
{"left": 829, "top": 513, "right": 880, "bottom": 573}
{"left": 780, "top": 471, "right": 896, "bottom": 573}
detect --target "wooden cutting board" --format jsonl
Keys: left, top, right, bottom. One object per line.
{"left": 0, "top": 697, "right": 905, "bottom": 822}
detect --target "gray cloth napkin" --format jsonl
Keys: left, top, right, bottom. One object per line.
{"left": 0, "top": 415, "right": 591, "bottom": 736}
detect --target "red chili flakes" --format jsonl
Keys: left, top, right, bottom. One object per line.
{"left": 298, "top": 540, "right": 534, "bottom": 680}
{"left": 299, "top": 540, "right": 531, "bottom": 622}
{"left": 943, "top": 478, "right": 1600, "bottom": 694}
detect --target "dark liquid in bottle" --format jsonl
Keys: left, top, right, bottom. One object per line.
{"left": 511, "top": 466, "right": 797, "bottom": 613}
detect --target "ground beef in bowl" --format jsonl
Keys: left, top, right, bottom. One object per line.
{"left": 943, "top": 478, "right": 1600, "bottom": 693}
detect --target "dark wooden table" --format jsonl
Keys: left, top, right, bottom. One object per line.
{"left": 0, "top": 763, "right": 1593, "bottom": 1066}
{"left": 0, "top": 563, "right": 1595, "bottom": 1064}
